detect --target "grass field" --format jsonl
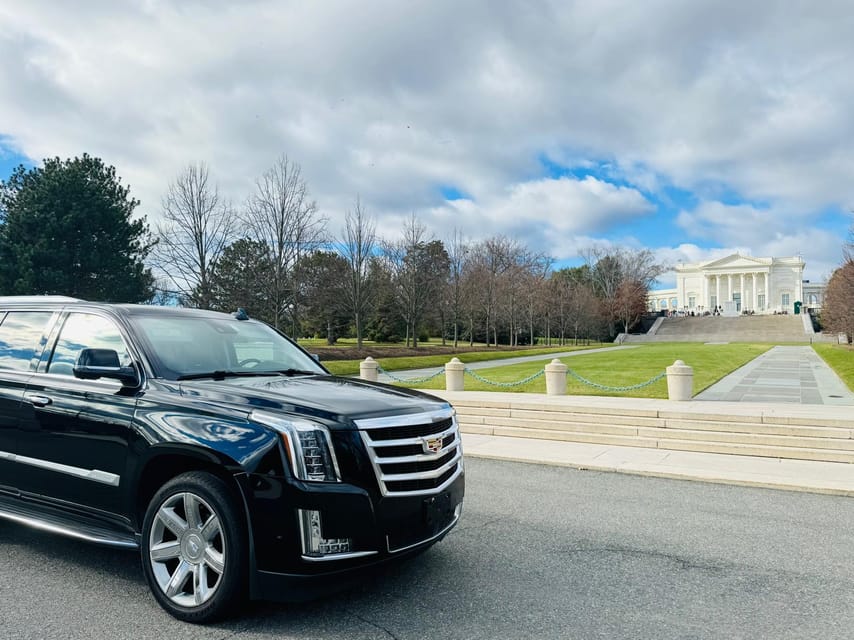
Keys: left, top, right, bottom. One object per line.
{"left": 320, "top": 344, "right": 602, "bottom": 376}
{"left": 399, "top": 342, "right": 775, "bottom": 399}
{"left": 812, "top": 343, "right": 854, "bottom": 391}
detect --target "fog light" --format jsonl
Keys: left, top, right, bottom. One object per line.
{"left": 298, "top": 509, "right": 352, "bottom": 556}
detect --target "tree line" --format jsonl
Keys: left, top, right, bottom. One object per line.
{"left": 0, "top": 154, "right": 666, "bottom": 346}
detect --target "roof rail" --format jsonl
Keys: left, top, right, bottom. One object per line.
{"left": 0, "top": 295, "right": 84, "bottom": 303}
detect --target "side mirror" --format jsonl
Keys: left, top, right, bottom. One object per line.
{"left": 73, "top": 348, "right": 140, "bottom": 387}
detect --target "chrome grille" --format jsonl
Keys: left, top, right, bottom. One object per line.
{"left": 355, "top": 408, "right": 463, "bottom": 497}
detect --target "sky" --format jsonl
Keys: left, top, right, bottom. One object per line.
{"left": 1, "top": 0, "right": 853, "bottom": 288}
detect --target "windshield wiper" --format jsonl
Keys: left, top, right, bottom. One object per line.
{"left": 271, "top": 368, "right": 319, "bottom": 376}
{"left": 176, "top": 370, "right": 286, "bottom": 381}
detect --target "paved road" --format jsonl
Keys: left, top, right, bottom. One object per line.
{"left": 696, "top": 345, "right": 854, "bottom": 405}
{"left": 2, "top": 457, "right": 854, "bottom": 639}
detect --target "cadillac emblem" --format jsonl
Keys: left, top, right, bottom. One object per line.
{"left": 422, "top": 436, "right": 443, "bottom": 455}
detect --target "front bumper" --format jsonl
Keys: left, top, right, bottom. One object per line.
{"left": 243, "top": 468, "right": 465, "bottom": 602}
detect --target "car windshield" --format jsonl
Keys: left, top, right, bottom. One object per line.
{"left": 128, "top": 315, "right": 326, "bottom": 381}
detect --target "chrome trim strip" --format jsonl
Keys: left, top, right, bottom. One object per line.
{"left": 0, "top": 510, "right": 138, "bottom": 549}
{"left": 379, "top": 450, "right": 462, "bottom": 482}
{"left": 373, "top": 443, "right": 460, "bottom": 465}
{"left": 366, "top": 426, "right": 457, "bottom": 447}
{"left": 387, "top": 509, "right": 461, "bottom": 554}
{"left": 0, "top": 450, "right": 120, "bottom": 487}
{"left": 382, "top": 463, "right": 463, "bottom": 498}
{"left": 354, "top": 407, "right": 454, "bottom": 429}
{"left": 301, "top": 550, "right": 379, "bottom": 563}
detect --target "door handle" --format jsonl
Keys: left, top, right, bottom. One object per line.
{"left": 25, "top": 394, "right": 53, "bottom": 408}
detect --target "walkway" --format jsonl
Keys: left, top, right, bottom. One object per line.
{"left": 376, "top": 344, "right": 638, "bottom": 383}
{"left": 695, "top": 345, "right": 854, "bottom": 405}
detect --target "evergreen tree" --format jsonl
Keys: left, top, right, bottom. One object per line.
{"left": 298, "top": 250, "right": 351, "bottom": 344}
{"left": 208, "top": 238, "right": 275, "bottom": 324}
{"left": 0, "top": 155, "right": 154, "bottom": 301}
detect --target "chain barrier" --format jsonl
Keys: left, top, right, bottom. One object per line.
{"left": 566, "top": 368, "right": 666, "bottom": 391}
{"left": 463, "top": 368, "right": 545, "bottom": 388}
{"left": 376, "top": 366, "right": 445, "bottom": 384}
{"left": 375, "top": 362, "right": 666, "bottom": 392}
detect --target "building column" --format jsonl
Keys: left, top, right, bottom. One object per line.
{"left": 702, "top": 276, "right": 708, "bottom": 311}
{"left": 752, "top": 273, "right": 758, "bottom": 311}
{"left": 739, "top": 273, "right": 744, "bottom": 311}
{"left": 727, "top": 274, "right": 733, "bottom": 302}
{"left": 767, "top": 268, "right": 772, "bottom": 311}
{"left": 715, "top": 275, "right": 720, "bottom": 310}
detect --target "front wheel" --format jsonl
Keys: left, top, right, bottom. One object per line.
{"left": 141, "top": 472, "right": 247, "bottom": 623}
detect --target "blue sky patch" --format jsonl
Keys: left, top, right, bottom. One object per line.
{"left": 0, "top": 137, "right": 32, "bottom": 181}
{"left": 439, "top": 184, "right": 470, "bottom": 201}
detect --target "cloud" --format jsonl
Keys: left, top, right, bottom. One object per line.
{"left": 419, "top": 175, "right": 653, "bottom": 256}
{"left": 0, "top": 0, "right": 851, "bottom": 273}
{"left": 673, "top": 200, "right": 843, "bottom": 280}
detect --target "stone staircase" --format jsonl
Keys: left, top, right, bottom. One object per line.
{"left": 625, "top": 314, "right": 808, "bottom": 343}
{"left": 448, "top": 396, "right": 854, "bottom": 464}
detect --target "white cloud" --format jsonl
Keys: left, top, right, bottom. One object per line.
{"left": 0, "top": 0, "right": 852, "bottom": 269}
{"left": 672, "top": 200, "right": 844, "bottom": 280}
{"left": 421, "top": 176, "right": 653, "bottom": 257}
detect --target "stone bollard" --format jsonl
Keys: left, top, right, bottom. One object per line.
{"left": 666, "top": 360, "right": 693, "bottom": 401}
{"left": 445, "top": 357, "right": 465, "bottom": 391}
{"left": 360, "top": 356, "right": 379, "bottom": 382}
{"left": 544, "top": 359, "right": 568, "bottom": 395}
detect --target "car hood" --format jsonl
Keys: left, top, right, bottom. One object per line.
{"left": 177, "top": 374, "right": 449, "bottom": 427}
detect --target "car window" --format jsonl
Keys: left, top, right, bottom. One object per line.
{"left": 130, "top": 315, "right": 324, "bottom": 379}
{"left": 0, "top": 311, "right": 54, "bottom": 371}
{"left": 47, "top": 313, "right": 132, "bottom": 377}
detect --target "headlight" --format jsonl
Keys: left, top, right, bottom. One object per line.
{"left": 251, "top": 411, "right": 341, "bottom": 482}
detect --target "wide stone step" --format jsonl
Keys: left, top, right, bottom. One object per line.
{"left": 459, "top": 423, "right": 854, "bottom": 464}
{"left": 458, "top": 415, "right": 854, "bottom": 451}
{"left": 460, "top": 407, "right": 854, "bottom": 439}
{"left": 453, "top": 395, "right": 854, "bottom": 463}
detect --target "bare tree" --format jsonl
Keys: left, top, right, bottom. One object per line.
{"left": 152, "top": 163, "right": 236, "bottom": 308}
{"left": 245, "top": 155, "right": 327, "bottom": 333}
{"left": 445, "top": 229, "right": 469, "bottom": 348}
{"left": 337, "top": 197, "right": 377, "bottom": 349}
{"left": 822, "top": 259, "right": 854, "bottom": 341}
{"left": 382, "top": 215, "right": 449, "bottom": 348}
{"left": 523, "top": 255, "right": 552, "bottom": 345}
{"left": 583, "top": 246, "right": 665, "bottom": 337}
{"left": 467, "top": 236, "right": 522, "bottom": 346}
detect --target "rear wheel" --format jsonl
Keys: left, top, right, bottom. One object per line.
{"left": 141, "top": 472, "right": 246, "bottom": 623}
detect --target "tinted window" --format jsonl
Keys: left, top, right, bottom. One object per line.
{"left": 130, "top": 315, "right": 324, "bottom": 379}
{"left": 47, "top": 313, "right": 131, "bottom": 377}
{"left": 0, "top": 312, "right": 54, "bottom": 371}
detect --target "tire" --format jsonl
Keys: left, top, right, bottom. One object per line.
{"left": 141, "top": 471, "right": 247, "bottom": 623}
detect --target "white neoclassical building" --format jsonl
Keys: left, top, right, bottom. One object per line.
{"left": 648, "top": 254, "right": 818, "bottom": 315}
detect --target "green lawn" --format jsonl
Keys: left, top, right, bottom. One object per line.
{"left": 320, "top": 345, "right": 604, "bottom": 376}
{"left": 402, "top": 343, "right": 774, "bottom": 399}
{"left": 812, "top": 343, "right": 854, "bottom": 391}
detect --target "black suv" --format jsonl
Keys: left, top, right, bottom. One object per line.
{"left": 0, "top": 297, "right": 464, "bottom": 622}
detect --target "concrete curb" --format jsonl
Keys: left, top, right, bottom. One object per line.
{"left": 461, "top": 432, "right": 854, "bottom": 497}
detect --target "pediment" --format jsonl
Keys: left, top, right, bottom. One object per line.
{"left": 698, "top": 254, "right": 770, "bottom": 271}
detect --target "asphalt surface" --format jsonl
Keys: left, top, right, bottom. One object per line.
{"left": 2, "top": 457, "right": 854, "bottom": 639}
